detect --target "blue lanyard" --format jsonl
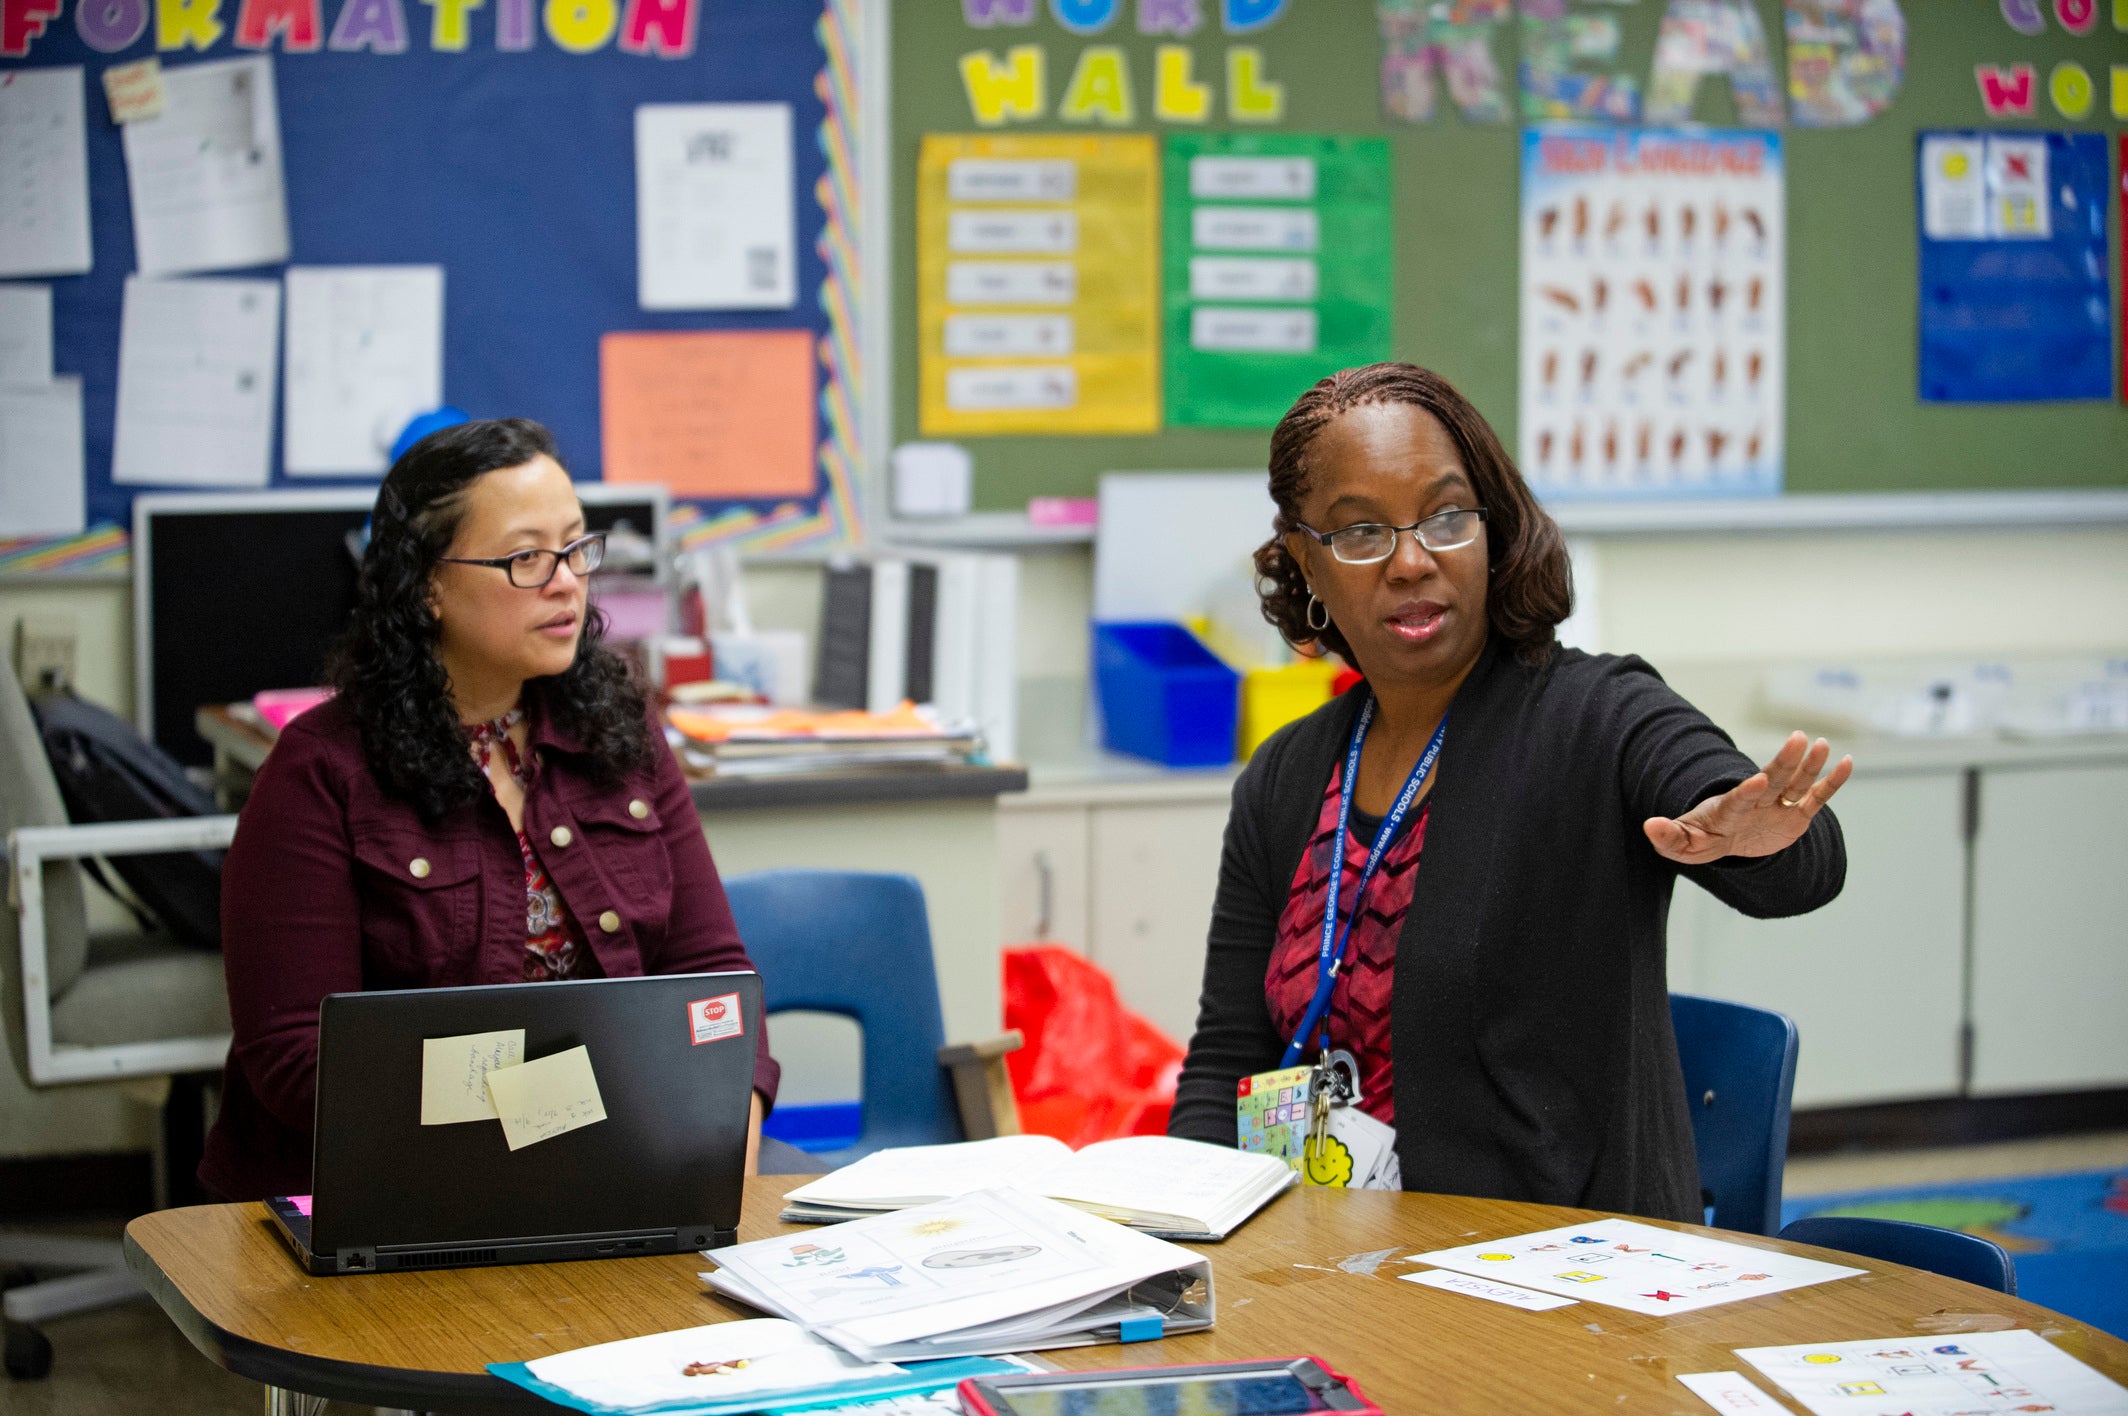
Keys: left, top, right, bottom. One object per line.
{"left": 1279, "top": 696, "right": 1448, "bottom": 1068}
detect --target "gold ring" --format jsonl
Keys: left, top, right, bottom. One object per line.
{"left": 1779, "top": 797, "right": 1802, "bottom": 808}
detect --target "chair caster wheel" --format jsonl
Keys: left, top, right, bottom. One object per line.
{"left": 4, "top": 1320, "right": 54, "bottom": 1380}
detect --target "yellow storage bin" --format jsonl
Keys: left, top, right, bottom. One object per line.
{"left": 1239, "top": 659, "right": 1340, "bottom": 758}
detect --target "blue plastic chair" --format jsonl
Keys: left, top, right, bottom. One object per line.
{"left": 1670, "top": 992, "right": 1798, "bottom": 1235}
{"left": 1779, "top": 1216, "right": 2018, "bottom": 1295}
{"left": 724, "top": 869, "right": 964, "bottom": 1167}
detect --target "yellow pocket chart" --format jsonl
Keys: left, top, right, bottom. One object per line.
{"left": 917, "top": 133, "right": 1160, "bottom": 437}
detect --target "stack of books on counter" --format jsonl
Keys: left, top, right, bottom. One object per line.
{"left": 779, "top": 1134, "right": 1296, "bottom": 1243}
{"left": 700, "top": 1188, "right": 1215, "bottom": 1362}
{"left": 666, "top": 701, "right": 983, "bottom": 778}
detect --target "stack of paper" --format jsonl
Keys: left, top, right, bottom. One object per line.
{"left": 781, "top": 1134, "right": 1294, "bottom": 1242}
{"left": 701, "top": 1188, "right": 1213, "bottom": 1363}
{"left": 667, "top": 702, "right": 982, "bottom": 777}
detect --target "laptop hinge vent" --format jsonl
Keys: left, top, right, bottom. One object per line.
{"left": 394, "top": 1247, "right": 499, "bottom": 1269}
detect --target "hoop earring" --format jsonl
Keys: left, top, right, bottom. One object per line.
{"left": 1305, "top": 593, "right": 1329, "bottom": 632}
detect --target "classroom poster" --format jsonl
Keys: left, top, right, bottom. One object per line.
{"left": 1916, "top": 131, "right": 2112, "bottom": 404}
{"left": 1163, "top": 133, "right": 1393, "bottom": 429}
{"left": 917, "top": 133, "right": 1160, "bottom": 437}
{"left": 1517, "top": 126, "right": 1784, "bottom": 500}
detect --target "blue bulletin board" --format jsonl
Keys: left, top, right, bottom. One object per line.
{"left": 1917, "top": 130, "right": 2112, "bottom": 406}
{"left": 0, "top": 0, "right": 864, "bottom": 552}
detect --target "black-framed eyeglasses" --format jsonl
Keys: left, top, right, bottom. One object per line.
{"left": 1293, "top": 507, "right": 1487, "bottom": 566}
{"left": 437, "top": 532, "right": 606, "bottom": 588}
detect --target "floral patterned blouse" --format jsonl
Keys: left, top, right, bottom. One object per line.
{"left": 467, "top": 711, "right": 593, "bottom": 982}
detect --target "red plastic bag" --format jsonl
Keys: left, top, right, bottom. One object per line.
{"left": 1003, "top": 945, "right": 1185, "bottom": 1148}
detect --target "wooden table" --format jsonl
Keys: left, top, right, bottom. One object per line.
{"left": 125, "top": 1181, "right": 2128, "bottom": 1415}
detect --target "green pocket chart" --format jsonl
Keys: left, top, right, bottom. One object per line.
{"left": 1162, "top": 133, "right": 1395, "bottom": 429}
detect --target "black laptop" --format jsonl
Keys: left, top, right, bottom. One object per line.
{"left": 267, "top": 971, "right": 761, "bottom": 1276}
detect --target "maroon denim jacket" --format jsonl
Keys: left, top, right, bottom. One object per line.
{"left": 200, "top": 691, "right": 779, "bottom": 1201}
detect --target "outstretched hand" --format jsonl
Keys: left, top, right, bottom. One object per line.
{"left": 1643, "top": 732, "right": 1853, "bottom": 867}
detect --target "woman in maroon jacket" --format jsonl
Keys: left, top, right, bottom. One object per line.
{"left": 201, "top": 418, "right": 782, "bottom": 1201}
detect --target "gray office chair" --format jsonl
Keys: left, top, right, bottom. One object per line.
{"left": 0, "top": 653, "right": 235, "bottom": 1380}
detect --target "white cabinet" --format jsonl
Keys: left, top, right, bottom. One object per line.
{"left": 1970, "top": 763, "right": 2128, "bottom": 1095}
{"left": 1668, "top": 771, "right": 1967, "bottom": 1108}
{"left": 997, "top": 790, "right": 1233, "bottom": 1045}
{"left": 996, "top": 806, "right": 1091, "bottom": 949}
{"left": 1087, "top": 801, "right": 1231, "bottom": 1043}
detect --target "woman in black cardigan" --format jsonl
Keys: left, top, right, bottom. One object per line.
{"left": 1168, "top": 363, "right": 1852, "bottom": 1223}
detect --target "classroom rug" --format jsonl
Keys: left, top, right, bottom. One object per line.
{"left": 1781, "top": 1169, "right": 2128, "bottom": 1339}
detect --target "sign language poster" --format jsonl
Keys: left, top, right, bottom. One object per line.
{"left": 1518, "top": 126, "right": 1784, "bottom": 501}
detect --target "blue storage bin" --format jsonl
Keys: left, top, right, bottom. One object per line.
{"left": 1094, "top": 622, "right": 1240, "bottom": 767}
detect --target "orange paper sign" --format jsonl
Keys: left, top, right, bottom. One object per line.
{"left": 599, "top": 329, "right": 816, "bottom": 498}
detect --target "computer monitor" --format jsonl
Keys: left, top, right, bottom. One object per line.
{"left": 133, "top": 484, "right": 667, "bottom": 767}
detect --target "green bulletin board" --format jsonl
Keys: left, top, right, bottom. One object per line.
{"left": 1163, "top": 134, "right": 1395, "bottom": 427}
{"left": 890, "top": 2, "right": 2127, "bottom": 515}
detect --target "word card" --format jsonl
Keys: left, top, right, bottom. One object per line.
{"left": 1411, "top": 1217, "right": 1862, "bottom": 1317}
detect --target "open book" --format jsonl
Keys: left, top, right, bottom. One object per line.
{"left": 704, "top": 1188, "right": 1213, "bottom": 1364}
{"left": 779, "top": 1134, "right": 1295, "bottom": 1242}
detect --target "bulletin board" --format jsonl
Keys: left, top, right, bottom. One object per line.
{"left": 890, "top": 1, "right": 2126, "bottom": 516}
{"left": 0, "top": 0, "right": 865, "bottom": 554}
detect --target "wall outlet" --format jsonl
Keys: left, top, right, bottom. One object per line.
{"left": 14, "top": 613, "right": 78, "bottom": 695}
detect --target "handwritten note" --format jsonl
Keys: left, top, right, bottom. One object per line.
{"left": 0, "top": 284, "right": 53, "bottom": 385}
{"left": 598, "top": 329, "right": 815, "bottom": 498}
{"left": 0, "top": 377, "right": 85, "bottom": 538}
{"left": 485, "top": 1045, "right": 608, "bottom": 1152}
{"left": 121, "top": 55, "right": 289, "bottom": 276}
{"left": 0, "top": 68, "right": 93, "bottom": 279}
{"left": 111, "top": 275, "right": 280, "bottom": 488}
{"left": 283, "top": 265, "right": 444, "bottom": 475}
{"left": 419, "top": 1028, "right": 525, "bottom": 1126}
{"left": 102, "top": 59, "right": 165, "bottom": 125}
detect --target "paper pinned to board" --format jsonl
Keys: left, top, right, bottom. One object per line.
{"left": 635, "top": 103, "right": 796, "bottom": 311}
{"left": 0, "top": 67, "right": 93, "bottom": 279}
{"left": 599, "top": 329, "right": 816, "bottom": 498}
{"left": 485, "top": 1045, "right": 608, "bottom": 1151}
{"left": 121, "top": 55, "right": 290, "bottom": 277}
{"left": 0, "top": 284, "right": 54, "bottom": 385}
{"left": 112, "top": 275, "right": 280, "bottom": 488}
{"left": 0, "top": 377, "right": 85, "bottom": 538}
{"left": 283, "top": 265, "right": 444, "bottom": 476}
{"left": 420, "top": 1028, "right": 525, "bottom": 1126}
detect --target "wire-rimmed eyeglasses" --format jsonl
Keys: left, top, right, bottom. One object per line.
{"left": 1292, "top": 507, "right": 1487, "bottom": 565}
{"left": 437, "top": 532, "right": 606, "bottom": 588}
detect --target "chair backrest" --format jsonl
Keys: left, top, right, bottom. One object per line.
{"left": 723, "top": 869, "right": 960, "bottom": 1164}
{"left": 0, "top": 653, "right": 93, "bottom": 1084}
{"left": 1670, "top": 991, "right": 1798, "bottom": 1235}
{"left": 1778, "top": 1216, "right": 2018, "bottom": 1295}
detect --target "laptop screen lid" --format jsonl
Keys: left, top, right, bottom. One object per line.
{"left": 306, "top": 971, "right": 759, "bottom": 1271}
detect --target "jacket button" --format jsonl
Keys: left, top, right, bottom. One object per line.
{"left": 598, "top": 910, "right": 620, "bottom": 933}
{"left": 409, "top": 857, "right": 431, "bottom": 879}
{"left": 628, "top": 799, "right": 650, "bottom": 819}
{"left": 550, "top": 826, "right": 573, "bottom": 848}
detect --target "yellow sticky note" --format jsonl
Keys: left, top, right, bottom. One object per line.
{"left": 484, "top": 1045, "right": 608, "bottom": 1152}
{"left": 420, "top": 1029, "right": 525, "bottom": 1126}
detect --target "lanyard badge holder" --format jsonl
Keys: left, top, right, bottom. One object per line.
{"left": 1237, "top": 698, "right": 1445, "bottom": 1192}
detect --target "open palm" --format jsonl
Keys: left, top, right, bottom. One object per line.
{"left": 1644, "top": 732, "right": 1853, "bottom": 866}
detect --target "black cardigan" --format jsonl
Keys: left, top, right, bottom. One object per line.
{"left": 1167, "top": 637, "right": 1845, "bottom": 1222}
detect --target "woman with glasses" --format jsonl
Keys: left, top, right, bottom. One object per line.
{"left": 201, "top": 419, "right": 786, "bottom": 1201}
{"left": 1168, "top": 364, "right": 1851, "bottom": 1222}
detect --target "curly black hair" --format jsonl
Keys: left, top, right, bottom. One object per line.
{"left": 326, "top": 418, "right": 651, "bottom": 821}
{"left": 1254, "top": 363, "right": 1572, "bottom": 669}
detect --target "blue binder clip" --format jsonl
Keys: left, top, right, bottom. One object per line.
{"left": 1118, "top": 1315, "right": 1164, "bottom": 1343}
